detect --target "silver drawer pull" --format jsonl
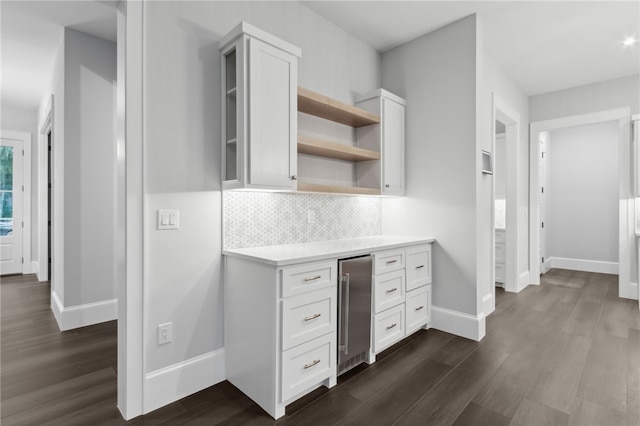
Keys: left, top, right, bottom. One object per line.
{"left": 416, "top": 265, "right": 425, "bottom": 269}
{"left": 415, "top": 306, "right": 424, "bottom": 311}
{"left": 386, "top": 287, "right": 398, "bottom": 293}
{"left": 386, "top": 323, "right": 397, "bottom": 330}
{"left": 304, "top": 313, "right": 321, "bottom": 321}
{"left": 386, "top": 259, "right": 397, "bottom": 264}
{"left": 304, "top": 275, "right": 321, "bottom": 282}
{"left": 304, "top": 359, "right": 321, "bottom": 369}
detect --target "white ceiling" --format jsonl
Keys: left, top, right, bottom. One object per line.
{"left": 1, "top": 1, "right": 117, "bottom": 112}
{"left": 304, "top": 0, "right": 640, "bottom": 95}
{"left": 1, "top": 1, "right": 638, "bottom": 113}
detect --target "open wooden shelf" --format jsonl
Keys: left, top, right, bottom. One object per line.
{"left": 298, "top": 87, "right": 380, "bottom": 128}
{"left": 297, "top": 182, "right": 381, "bottom": 196}
{"left": 298, "top": 135, "right": 380, "bottom": 162}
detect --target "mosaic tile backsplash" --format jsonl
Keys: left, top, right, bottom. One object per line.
{"left": 224, "top": 192, "right": 381, "bottom": 249}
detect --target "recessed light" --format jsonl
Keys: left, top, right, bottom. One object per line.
{"left": 623, "top": 37, "right": 637, "bottom": 47}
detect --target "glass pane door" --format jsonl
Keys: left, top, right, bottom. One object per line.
{"left": 0, "top": 146, "right": 14, "bottom": 236}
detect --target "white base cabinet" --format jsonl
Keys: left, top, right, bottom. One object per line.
{"left": 224, "top": 239, "right": 433, "bottom": 419}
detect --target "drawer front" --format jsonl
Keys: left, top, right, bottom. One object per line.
{"left": 495, "top": 229, "right": 506, "bottom": 243}
{"left": 495, "top": 262, "right": 505, "bottom": 283}
{"left": 406, "top": 285, "right": 430, "bottom": 335}
{"left": 374, "top": 269, "right": 405, "bottom": 314}
{"left": 281, "top": 333, "right": 335, "bottom": 402}
{"left": 405, "top": 244, "right": 432, "bottom": 292}
{"left": 282, "top": 260, "right": 336, "bottom": 298}
{"left": 282, "top": 288, "right": 336, "bottom": 351}
{"left": 374, "top": 249, "right": 405, "bottom": 275}
{"left": 495, "top": 243, "right": 505, "bottom": 263}
{"left": 373, "top": 304, "right": 405, "bottom": 353}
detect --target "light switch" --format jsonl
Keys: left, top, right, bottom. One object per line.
{"left": 157, "top": 210, "right": 179, "bottom": 230}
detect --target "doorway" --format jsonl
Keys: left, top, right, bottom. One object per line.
{"left": 39, "top": 97, "right": 53, "bottom": 283}
{"left": 529, "top": 108, "right": 636, "bottom": 300}
{"left": 0, "top": 135, "right": 23, "bottom": 275}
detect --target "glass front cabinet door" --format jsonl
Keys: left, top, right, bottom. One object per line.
{"left": 220, "top": 22, "right": 301, "bottom": 191}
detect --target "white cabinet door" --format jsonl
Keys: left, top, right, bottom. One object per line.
{"left": 248, "top": 38, "right": 297, "bottom": 190}
{"left": 405, "top": 244, "right": 431, "bottom": 292}
{"left": 406, "top": 285, "right": 430, "bottom": 335}
{"left": 373, "top": 303, "right": 405, "bottom": 353}
{"left": 382, "top": 98, "right": 405, "bottom": 196}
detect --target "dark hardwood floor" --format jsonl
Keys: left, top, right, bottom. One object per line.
{"left": 2, "top": 270, "right": 639, "bottom": 425}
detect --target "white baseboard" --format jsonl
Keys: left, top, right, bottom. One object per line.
{"left": 30, "top": 260, "right": 39, "bottom": 276}
{"left": 144, "top": 348, "right": 226, "bottom": 414}
{"left": 546, "top": 257, "right": 618, "bottom": 275}
{"left": 621, "top": 281, "right": 639, "bottom": 300}
{"left": 517, "top": 271, "right": 530, "bottom": 292}
{"left": 431, "top": 306, "right": 485, "bottom": 341}
{"left": 482, "top": 293, "right": 493, "bottom": 316}
{"left": 50, "top": 294, "right": 118, "bottom": 331}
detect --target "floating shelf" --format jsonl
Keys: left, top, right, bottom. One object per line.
{"left": 297, "top": 87, "right": 380, "bottom": 128}
{"left": 298, "top": 135, "right": 380, "bottom": 162}
{"left": 297, "top": 182, "right": 381, "bottom": 196}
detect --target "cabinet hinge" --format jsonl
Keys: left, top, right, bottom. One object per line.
{"left": 541, "top": 187, "right": 544, "bottom": 193}
{"left": 541, "top": 222, "right": 544, "bottom": 229}
{"left": 339, "top": 275, "right": 348, "bottom": 283}
{"left": 541, "top": 152, "right": 544, "bottom": 159}
{"left": 22, "top": 221, "right": 24, "bottom": 228}
{"left": 542, "top": 257, "right": 544, "bottom": 263}
{"left": 22, "top": 257, "right": 24, "bottom": 264}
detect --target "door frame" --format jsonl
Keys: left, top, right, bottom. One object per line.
{"left": 491, "top": 93, "right": 521, "bottom": 303}
{"left": 0, "top": 129, "right": 32, "bottom": 275}
{"left": 529, "top": 108, "right": 636, "bottom": 301}
{"left": 38, "top": 96, "right": 54, "bottom": 282}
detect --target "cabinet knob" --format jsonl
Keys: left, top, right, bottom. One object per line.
{"left": 291, "top": 175, "right": 297, "bottom": 180}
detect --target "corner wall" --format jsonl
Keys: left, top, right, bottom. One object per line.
{"left": 380, "top": 15, "right": 482, "bottom": 339}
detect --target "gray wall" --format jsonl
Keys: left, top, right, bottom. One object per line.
{"left": 142, "top": 1, "right": 381, "bottom": 373}
{"left": 546, "top": 121, "right": 619, "bottom": 263}
{"left": 0, "top": 105, "right": 39, "bottom": 264}
{"left": 380, "top": 15, "right": 479, "bottom": 316}
{"left": 530, "top": 74, "right": 639, "bottom": 122}
{"left": 62, "top": 28, "right": 117, "bottom": 307}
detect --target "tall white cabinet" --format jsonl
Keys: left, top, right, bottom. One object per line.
{"left": 220, "top": 22, "right": 301, "bottom": 191}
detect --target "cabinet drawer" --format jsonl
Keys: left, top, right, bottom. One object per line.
{"left": 373, "top": 304, "right": 405, "bottom": 353}
{"left": 495, "top": 243, "right": 505, "bottom": 263}
{"left": 374, "top": 269, "right": 405, "bottom": 314}
{"left": 405, "top": 244, "right": 431, "bottom": 292}
{"left": 373, "top": 249, "right": 405, "bottom": 275}
{"left": 495, "top": 262, "right": 505, "bottom": 283}
{"left": 281, "top": 260, "right": 336, "bottom": 298}
{"left": 406, "top": 285, "right": 430, "bottom": 335}
{"left": 495, "top": 229, "right": 506, "bottom": 243}
{"left": 282, "top": 288, "right": 336, "bottom": 351}
{"left": 281, "top": 333, "right": 335, "bottom": 402}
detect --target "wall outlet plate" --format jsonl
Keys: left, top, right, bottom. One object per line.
{"left": 158, "top": 322, "right": 172, "bottom": 345}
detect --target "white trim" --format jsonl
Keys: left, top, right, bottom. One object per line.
{"left": 57, "top": 299, "right": 118, "bottom": 331}
{"left": 632, "top": 114, "right": 639, "bottom": 121}
{"left": 482, "top": 293, "right": 493, "bottom": 316}
{"left": 517, "top": 270, "right": 530, "bottom": 291}
{"left": 143, "top": 349, "right": 226, "bottom": 415}
{"left": 37, "top": 95, "right": 53, "bottom": 282}
{"left": 624, "top": 281, "right": 638, "bottom": 301}
{"left": 31, "top": 260, "right": 39, "bottom": 275}
{"left": 51, "top": 290, "right": 63, "bottom": 328}
{"left": 545, "top": 256, "right": 619, "bottom": 275}
{"left": 431, "top": 306, "right": 486, "bottom": 341}
{"left": 529, "top": 108, "right": 633, "bottom": 302}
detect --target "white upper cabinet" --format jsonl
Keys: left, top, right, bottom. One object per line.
{"left": 635, "top": 119, "right": 639, "bottom": 197}
{"left": 220, "top": 23, "right": 301, "bottom": 191}
{"left": 356, "top": 90, "right": 406, "bottom": 196}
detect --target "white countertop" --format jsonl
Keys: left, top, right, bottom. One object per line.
{"left": 223, "top": 235, "right": 435, "bottom": 266}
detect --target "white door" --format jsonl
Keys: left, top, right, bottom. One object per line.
{"left": 0, "top": 138, "right": 23, "bottom": 275}
{"left": 539, "top": 137, "right": 546, "bottom": 274}
{"left": 382, "top": 98, "right": 405, "bottom": 196}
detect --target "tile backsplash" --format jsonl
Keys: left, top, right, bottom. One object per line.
{"left": 224, "top": 191, "right": 381, "bottom": 249}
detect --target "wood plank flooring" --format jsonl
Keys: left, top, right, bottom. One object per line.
{"left": 2, "top": 269, "right": 639, "bottom": 425}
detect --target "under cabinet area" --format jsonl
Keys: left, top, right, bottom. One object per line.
{"left": 223, "top": 236, "right": 433, "bottom": 419}
{"left": 220, "top": 23, "right": 300, "bottom": 191}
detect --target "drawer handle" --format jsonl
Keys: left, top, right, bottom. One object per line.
{"left": 386, "top": 287, "right": 398, "bottom": 293}
{"left": 304, "top": 313, "right": 321, "bottom": 321}
{"left": 386, "top": 323, "right": 397, "bottom": 330}
{"left": 304, "top": 359, "right": 321, "bottom": 369}
{"left": 386, "top": 260, "right": 397, "bottom": 264}
{"left": 415, "top": 306, "right": 424, "bottom": 311}
{"left": 304, "top": 275, "right": 322, "bottom": 282}
{"left": 416, "top": 265, "right": 425, "bottom": 269}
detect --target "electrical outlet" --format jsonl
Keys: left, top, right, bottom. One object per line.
{"left": 158, "top": 322, "right": 172, "bottom": 345}
{"left": 307, "top": 210, "right": 316, "bottom": 224}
